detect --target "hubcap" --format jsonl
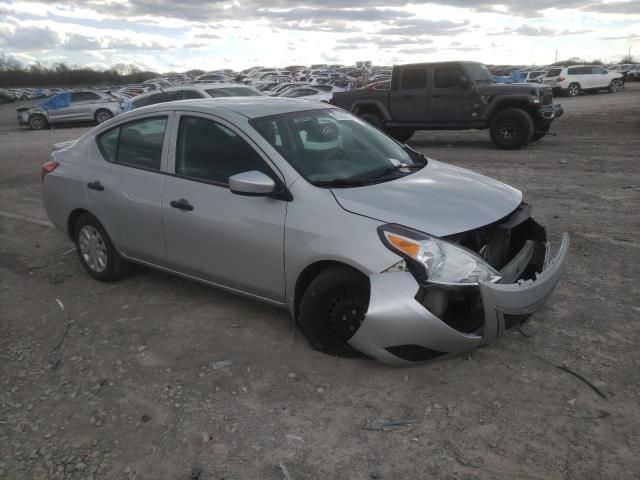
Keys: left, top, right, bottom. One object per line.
{"left": 498, "top": 120, "right": 521, "bottom": 142}
{"left": 30, "top": 116, "right": 43, "bottom": 129}
{"left": 569, "top": 85, "right": 578, "bottom": 96}
{"left": 78, "top": 225, "right": 108, "bottom": 273}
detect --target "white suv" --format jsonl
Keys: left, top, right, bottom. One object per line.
{"left": 543, "top": 65, "right": 624, "bottom": 96}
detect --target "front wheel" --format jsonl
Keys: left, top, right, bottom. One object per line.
{"left": 73, "top": 213, "right": 130, "bottom": 282}
{"left": 489, "top": 108, "right": 534, "bottom": 150}
{"left": 298, "top": 266, "right": 370, "bottom": 356}
{"left": 608, "top": 79, "right": 622, "bottom": 93}
{"left": 389, "top": 128, "right": 415, "bottom": 143}
{"left": 359, "top": 113, "right": 385, "bottom": 131}
{"left": 95, "top": 109, "right": 113, "bottom": 124}
{"left": 28, "top": 114, "right": 48, "bottom": 130}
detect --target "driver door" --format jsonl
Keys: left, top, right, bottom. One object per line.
{"left": 161, "top": 112, "right": 287, "bottom": 302}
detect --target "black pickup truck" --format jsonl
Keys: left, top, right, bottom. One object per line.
{"left": 330, "top": 61, "right": 564, "bottom": 149}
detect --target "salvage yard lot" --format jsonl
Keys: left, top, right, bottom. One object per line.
{"left": 1, "top": 85, "right": 639, "bottom": 479}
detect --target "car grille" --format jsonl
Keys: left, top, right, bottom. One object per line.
{"left": 542, "top": 89, "right": 553, "bottom": 105}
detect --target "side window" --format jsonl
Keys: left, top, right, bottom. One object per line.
{"left": 591, "top": 67, "right": 605, "bottom": 74}
{"left": 567, "top": 67, "right": 580, "bottom": 75}
{"left": 71, "top": 92, "right": 101, "bottom": 102}
{"left": 176, "top": 116, "right": 270, "bottom": 185}
{"left": 145, "top": 93, "right": 166, "bottom": 106}
{"left": 97, "top": 116, "right": 167, "bottom": 171}
{"left": 401, "top": 68, "right": 427, "bottom": 89}
{"left": 434, "top": 68, "right": 467, "bottom": 88}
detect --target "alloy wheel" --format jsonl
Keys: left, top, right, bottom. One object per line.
{"left": 568, "top": 84, "right": 580, "bottom": 97}
{"left": 498, "top": 119, "right": 521, "bottom": 142}
{"left": 78, "top": 225, "right": 108, "bottom": 273}
{"left": 96, "top": 111, "right": 112, "bottom": 123}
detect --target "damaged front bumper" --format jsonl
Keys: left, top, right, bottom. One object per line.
{"left": 348, "top": 233, "right": 569, "bottom": 366}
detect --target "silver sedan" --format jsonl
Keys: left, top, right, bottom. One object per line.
{"left": 42, "top": 98, "right": 569, "bottom": 365}
{"left": 18, "top": 90, "right": 123, "bottom": 130}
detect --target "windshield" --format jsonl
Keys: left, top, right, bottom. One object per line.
{"left": 466, "top": 63, "right": 495, "bottom": 83}
{"left": 251, "top": 109, "right": 425, "bottom": 187}
{"left": 205, "top": 87, "right": 263, "bottom": 98}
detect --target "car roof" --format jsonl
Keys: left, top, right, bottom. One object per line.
{"left": 132, "top": 97, "right": 333, "bottom": 119}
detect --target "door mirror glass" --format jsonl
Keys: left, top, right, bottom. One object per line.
{"left": 229, "top": 171, "right": 276, "bottom": 196}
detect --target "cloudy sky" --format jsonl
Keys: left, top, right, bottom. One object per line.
{"left": 0, "top": 0, "right": 639, "bottom": 72}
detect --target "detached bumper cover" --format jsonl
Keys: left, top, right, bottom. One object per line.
{"left": 349, "top": 233, "right": 569, "bottom": 366}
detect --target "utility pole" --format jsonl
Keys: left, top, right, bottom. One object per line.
{"left": 555, "top": 50, "right": 558, "bottom": 63}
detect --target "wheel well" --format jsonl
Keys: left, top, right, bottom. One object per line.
{"left": 488, "top": 103, "right": 537, "bottom": 126}
{"left": 293, "top": 261, "right": 366, "bottom": 320}
{"left": 67, "top": 208, "right": 90, "bottom": 240}
{"left": 354, "top": 104, "right": 383, "bottom": 118}
{"left": 94, "top": 108, "right": 112, "bottom": 118}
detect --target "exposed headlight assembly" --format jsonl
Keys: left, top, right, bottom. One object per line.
{"left": 379, "top": 225, "right": 501, "bottom": 286}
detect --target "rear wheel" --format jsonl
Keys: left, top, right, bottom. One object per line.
{"left": 95, "top": 109, "right": 113, "bottom": 124}
{"left": 73, "top": 213, "right": 130, "bottom": 282}
{"left": 389, "top": 128, "right": 415, "bottom": 143}
{"left": 608, "top": 79, "right": 622, "bottom": 93}
{"left": 359, "top": 112, "right": 384, "bottom": 131}
{"left": 489, "top": 108, "right": 534, "bottom": 150}
{"left": 531, "top": 123, "right": 551, "bottom": 142}
{"left": 28, "top": 114, "right": 48, "bottom": 130}
{"left": 298, "top": 266, "right": 369, "bottom": 356}
{"left": 567, "top": 83, "right": 581, "bottom": 97}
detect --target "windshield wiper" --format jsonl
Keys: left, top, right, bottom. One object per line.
{"left": 312, "top": 178, "right": 367, "bottom": 188}
{"left": 362, "top": 164, "right": 424, "bottom": 182}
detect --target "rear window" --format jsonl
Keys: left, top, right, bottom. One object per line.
{"left": 545, "top": 68, "right": 562, "bottom": 77}
{"left": 97, "top": 116, "right": 167, "bottom": 171}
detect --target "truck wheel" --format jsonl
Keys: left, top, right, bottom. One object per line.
{"left": 389, "top": 129, "right": 415, "bottom": 143}
{"left": 359, "top": 113, "right": 385, "bottom": 131}
{"left": 489, "top": 109, "right": 534, "bottom": 150}
{"left": 298, "top": 265, "right": 369, "bottom": 357}
{"left": 531, "top": 123, "right": 551, "bottom": 142}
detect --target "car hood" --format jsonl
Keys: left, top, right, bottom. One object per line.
{"left": 331, "top": 159, "right": 523, "bottom": 237}
{"left": 477, "top": 83, "right": 549, "bottom": 95}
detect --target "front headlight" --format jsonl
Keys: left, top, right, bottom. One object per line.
{"left": 379, "top": 225, "right": 501, "bottom": 285}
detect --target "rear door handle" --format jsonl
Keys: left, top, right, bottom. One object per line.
{"left": 87, "top": 181, "right": 104, "bottom": 191}
{"left": 170, "top": 199, "right": 194, "bottom": 211}
{"left": 401, "top": 94, "right": 413, "bottom": 100}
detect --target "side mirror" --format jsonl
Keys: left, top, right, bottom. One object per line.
{"left": 229, "top": 171, "right": 276, "bottom": 196}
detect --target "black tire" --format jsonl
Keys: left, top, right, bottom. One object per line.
{"left": 298, "top": 266, "right": 370, "bottom": 356}
{"left": 389, "top": 128, "right": 415, "bottom": 143}
{"left": 531, "top": 123, "right": 551, "bottom": 142}
{"left": 73, "top": 213, "right": 130, "bottom": 282}
{"left": 95, "top": 109, "right": 113, "bottom": 124}
{"left": 608, "top": 79, "right": 622, "bottom": 93}
{"left": 489, "top": 108, "right": 534, "bottom": 150}
{"left": 28, "top": 114, "right": 48, "bottom": 130}
{"left": 567, "top": 82, "right": 581, "bottom": 97}
{"left": 359, "top": 112, "right": 385, "bottom": 131}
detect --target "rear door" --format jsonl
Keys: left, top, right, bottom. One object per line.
{"left": 566, "top": 67, "right": 585, "bottom": 88}
{"left": 69, "top": 91, "right": 103, "bottom": 121}
{"left": 88, "top": 113, "right": 172, "bottom": 264}
{"left": 161, "top": 112, "right": 287, "bottom": 301}
{"left": 428, "top": 66, "right": 473, "bottom": 123}
{"left": 389, "top": 66, "right": 429, "bottom": 122}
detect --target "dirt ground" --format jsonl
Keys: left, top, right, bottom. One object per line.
{"left": 1, "top": 85, "right": 639, "bottom": 480}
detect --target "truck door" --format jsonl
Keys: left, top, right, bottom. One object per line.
{"left": 389, "top": 67, "right": 430, "bottom": 123}
{"left": 429, "top": 66, "right": 473, "bottom": 124}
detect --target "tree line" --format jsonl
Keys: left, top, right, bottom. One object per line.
{"left": 0, "top": 55, "right": 157, "bottom": 87}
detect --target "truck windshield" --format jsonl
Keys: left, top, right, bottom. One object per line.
{"left": 251, "top": 109, "right": 426, "bottom": 187}
{"left": 466, "top": 63, "right": 495, "bottom": 83}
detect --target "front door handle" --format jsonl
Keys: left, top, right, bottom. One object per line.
{"left": 431, "top": 95, "right": 442, "bottom": 100}
{"left": 170, "top": 199, "right": 194, "bottom": 211}
{"left": 87, "top": 181, "right": 104, "bottom": 191}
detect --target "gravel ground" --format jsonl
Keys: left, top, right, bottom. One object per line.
{"left": 1, "top": 85, "right": 639, "bottom": 480}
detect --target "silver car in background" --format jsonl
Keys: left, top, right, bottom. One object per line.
{"left": 127, "top": 83, "right": 264, "bottom": 110}
{"left": 18, "top": 90, "right": 123, "bottom": 130}
{"left": 42, "top": 98, "right": 569, "bottom": 366}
